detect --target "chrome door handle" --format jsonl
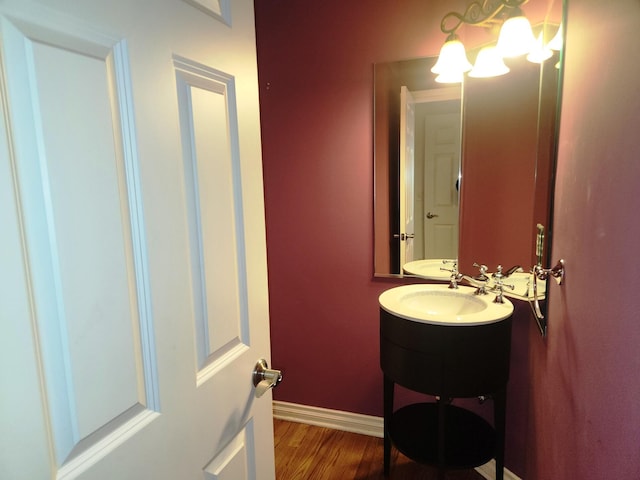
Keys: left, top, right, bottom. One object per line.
{"left": 426, "top": 211, "right": 439, "bottom": 219}
{"left": 252, "top": 359, "right": 282, "bottom": 398}
{"left": 393, "top": 233, "right": 414, "bottom": 241}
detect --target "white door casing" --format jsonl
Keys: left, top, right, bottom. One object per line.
{"left": 399, "top": 86, "right": 415, "bottom": 269}
{"left": 0, "top": 0, "right": 275, "bottom": 479}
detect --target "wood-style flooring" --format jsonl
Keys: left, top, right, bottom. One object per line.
{"left": 274, "top": 419, "right": 486, "bottom": 480}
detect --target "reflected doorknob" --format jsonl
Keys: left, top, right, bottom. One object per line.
{"left": 393, "top": 233, "right": 414, "bottom": 241}
{"left": 252, "top": 359, "right": 282, "bottom": 398}
{"left": 426, "top": 211, "right": 439, "bottom": 219}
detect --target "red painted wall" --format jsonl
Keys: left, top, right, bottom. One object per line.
{"left": 527, "top": 1, "right": 640, "bottom": 478}
{"left": 459, "top": 59, "right": 540, "bottom": 273}
{"left": 256, "top": 0, "right": 640, "bottom": 478}
{"left": 255, "top": 0, "right": 464, "bottom": 415}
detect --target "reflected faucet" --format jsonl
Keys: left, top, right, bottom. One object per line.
{"left": 461, "top": 263, "right": 491, "bottom": 295}
{"left": 490, "top": 265, "right": 516, "bottom": 304}
{"left": 441, "top": 260, "right": 462, "bottom": 289}
{"left": 530, "top": 259, "right": 566, "bottom": 320}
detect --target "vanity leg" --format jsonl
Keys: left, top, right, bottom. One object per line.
{"left": 493, "top": 388, "right": 507, "bottom": 480}
{"left": 383, "top": 375, "right": 394, "bottom": 476}
{"left": 436, "top": 396, "right": 446, "bottom": 480}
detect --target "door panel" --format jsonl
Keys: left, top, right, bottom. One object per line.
{"left": 1, "top": 14, "right": 159, "bottom": 470}
{"left": 175, "top": 58, "right": 249, "bottom": 377}
{"left": 0, "top": 0, "right": 274, "bottom": 479}
{"left": 423, "top": 112, "right": 460, "bottom": 259}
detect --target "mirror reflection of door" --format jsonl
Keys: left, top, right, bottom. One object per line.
{"left": 399, "top": 86, "right": 415, "bottom": 268}
{"left": 423, "top": 110, "right": 460, "bottom": 259}
{"left": 408, "top": 88, "right": 461, "bottom": 268}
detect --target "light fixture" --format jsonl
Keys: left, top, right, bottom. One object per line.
{"left": 547, "top": 23, "right": 563, "bottom": 51}
{"left": 496, "top": 9, "right": 536, "bottom": 57}
{"left": 526, "top": 32, "right": 553, "bottom": 63}
{"left": 435, "top": 70, "right": 466, "bottom": 84}
{"left": 430, "top": 34, "right": 472, "bottom": 75}
{"left": 469, "top": 46, "right": 510, "bottom": 78}
{"left": 432, "top": 0, "right": 557, "bottom": 83}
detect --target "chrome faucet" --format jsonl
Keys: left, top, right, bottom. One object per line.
{"left": 461, "top": 263, "right": 491, "bottom": 295}
{"left": 490, "top": 265, "right": 516, "bottom": 304}
{"left": 530, "top": 259, "right": 566, "bottom": 320}
{"left": 440, "top": 259, "right": 462, "bottom": 289}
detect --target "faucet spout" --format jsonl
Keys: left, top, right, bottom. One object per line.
{"left": 460, "top": 263, "right": 491, "bottom": 295}
{"left": 461, "top": 275, "right": 490, "bottom": 294}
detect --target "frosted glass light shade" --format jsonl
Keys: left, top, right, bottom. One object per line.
{"left": 469, "top": 46, "right": 510, "bottom": 78}
{"left": 435, "top": 70, "right": 464, "bottom": 84}
{"left": 548, "top": 24, "right": 563, "bottom": 51}
{"left": 527, "top": 32, "right": 553, "bottom": 63}
{"left": 431, "top": 38, "right": 472, "bottom": 75}
{"left": 497, "top": 15, "right": 536, "bottom": 57}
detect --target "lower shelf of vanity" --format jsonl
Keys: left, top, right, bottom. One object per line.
{"left": 389, "top": 402, "right": 496, "bottom": 469}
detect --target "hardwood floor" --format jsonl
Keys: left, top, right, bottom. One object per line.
{"left": 273, "top": 419, "right": 487, "bottom": 480}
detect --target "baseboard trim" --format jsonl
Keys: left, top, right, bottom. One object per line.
{"left": 272, "top": 401, "right": 521, "bottom": 480}
{"left": 273, "top": 400, "right": 384, "bottom": 438}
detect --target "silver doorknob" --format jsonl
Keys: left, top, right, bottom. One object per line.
{"left": 393, "top": 233, "right": 414, "bottom": 241}
{"left": 252, "top": 359, "right": 282, "bottom": 398}
{"left": 426, "top": 211, "right": 439, "bottom": 219}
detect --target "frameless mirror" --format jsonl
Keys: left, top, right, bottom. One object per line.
{"left": 373, "top": 0, "right": 565, "bottom": 336}
{"left": 373, "top": 59, "right": 462, "bottom": 278}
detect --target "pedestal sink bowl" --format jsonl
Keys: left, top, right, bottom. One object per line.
{"left": 402, "top": 259, "right": 453, "bottom": 281}
{"left": 378, "top": 284, "right": 513, "bottom": 326}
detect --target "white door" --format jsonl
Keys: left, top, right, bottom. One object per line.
{"left": 0, "top": 0, "right": 275, "bottom": 479}
{"left": 423, "top": 112, "right": 460, "bottom": 259}
{"left": 399, "top": 86, "right": 415, "bottom": 268}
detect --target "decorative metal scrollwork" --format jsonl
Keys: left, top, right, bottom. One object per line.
{"left": 440, "top": 0, "right": 529, "bottom": 35}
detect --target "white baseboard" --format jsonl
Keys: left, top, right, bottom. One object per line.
{"left": 272, "top": 401, "right": 521, "bottom": 480}
{"left": 273, "top": 400, "right": 384, "bottom": 438}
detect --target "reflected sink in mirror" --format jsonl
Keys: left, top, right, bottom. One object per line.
{"left": 379, "top": 284, "right": 513, "bottom": 326}
{"left": 402, "top": 258, "right": 454, "bottom": 281}
{"left": 501, "top": 271, "right": 546, "bottom": 301}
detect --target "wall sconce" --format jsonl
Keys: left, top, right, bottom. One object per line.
{"left": 432, "top": 0, "right": 562, "bottom": 83}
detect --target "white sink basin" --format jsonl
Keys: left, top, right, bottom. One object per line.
{"left": 402, "top": 259, "right": 454, "bottom": 281}
{"left": 379, "top": 284, "right": 514, "bottom": 326}
{"left": 500, "top": 271, "right": 546, "bottom": 300}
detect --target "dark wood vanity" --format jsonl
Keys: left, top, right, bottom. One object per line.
{"left": 380, "top": 308, "right": 513, "bottom": 479}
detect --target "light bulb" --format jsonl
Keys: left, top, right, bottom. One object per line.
{"left": 435, "top": 70, "right": 464, "bottom": 84}
{"left": 469, "top": 46, "right": 510, "bottom": 78}
{"left": 548, "top": 24, "right": 563, "bottom": 51}
{"left": 527, "top": 32, "right": 553, "bottom": 63}
{"left": 497, "top": 15, "right": 536, "bottom": 57}
{"left": 431, "top": 36, "right": 472, "bottom": 75}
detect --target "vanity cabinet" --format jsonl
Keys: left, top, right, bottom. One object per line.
{"left": 380, "top": 308, "right": 513, "bottom": 479}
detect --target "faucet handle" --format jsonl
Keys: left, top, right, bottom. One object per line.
{"left": 472, "top": 262, "right": 489, "bottom": 280}
{"left": 440, "top": 260, "right": 462, "bottom": 289}
{"left": 491, "top": 265, "right": 515, "bottom": 303}
{"left": 440, "top": 259, "right": 458, "bottom": 273}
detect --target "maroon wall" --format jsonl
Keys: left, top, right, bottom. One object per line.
{"left": 254, "top": 0, "right": 529, "bottom": 475}
{"left": 256, "top": 0, "right": 640, "bottom": 478}
{"left": 527, "top": 1, "right": 640, "bottom": 478}
{"left": 459, "top": 58, "right": 540, "bottom": 273}
{"left": 255, "top": 0, "right": 463, "bottom": 414}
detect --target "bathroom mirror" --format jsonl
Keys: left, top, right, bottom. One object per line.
{"left": 373, "top": 0, "right": 565, "bottom": 335}
{"left": 373, "top": 59, "right": 462, "bottom": 278}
